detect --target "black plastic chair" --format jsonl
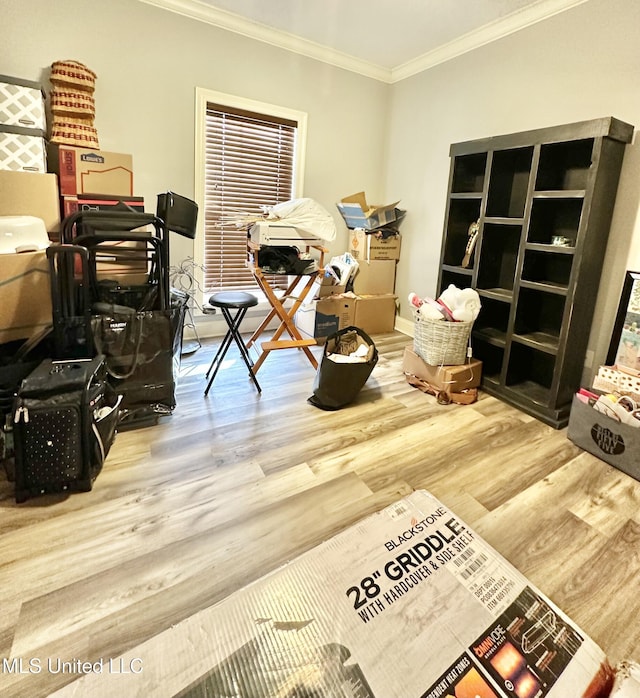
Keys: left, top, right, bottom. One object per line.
{"left": 204, "top": 292, "right": 261, "bottom": 395}
{"left": 156, "top": 192, "right": 201, "bottom": 352}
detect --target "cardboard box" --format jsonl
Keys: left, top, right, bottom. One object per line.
{"left": 612, "top": 661, "right": 640, "bottom": 697}
{"left": 0, "top": 170, "right": 60, "bottom": 233}
{"left": 59, "top": 489, "right": 614, "bottom": 697}
{"left": 295, "top": 296, "right": 355, "bottom": 343}
{"left": 337, "top": 191, "right": 400, "bottom": 230}
{"left": 310, "top": 274, "right": 346, "bottom": 298}
{"left": 351, "top": 259, "right": 396, "bottom": 295}
{"left": 403, "top": 345, "right": 482, "bottom": 391}
{"left": 48, "top": 144, "right": 133, "bottom": 196}
{"left": 92, "top": 242, "right": 150, "bottom": 283}
{"left": 567, "top": 394, "right": 640, "bottom": 482}
{"left": 353, "top": 294, "right": 397, "bottom": 334}
{"left": 349, "top": 228, "right": 401, "bottom": 261}
{"left": 61, "top": 194, "right": 145, "bottom": 218}
{"left": 0, "top": 250, "right": 51, "bottom": 343}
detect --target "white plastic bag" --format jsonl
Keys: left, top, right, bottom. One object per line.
{"left": 266, "top": 198, "right": 337, "bottom": 242}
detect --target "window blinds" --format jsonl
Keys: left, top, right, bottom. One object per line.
{"left": 203, "top": 103, "right": 297, "bottom": 291}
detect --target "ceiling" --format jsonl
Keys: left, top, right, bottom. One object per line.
{"left": 139, "top": 0, "right": 588, "bottom": 82}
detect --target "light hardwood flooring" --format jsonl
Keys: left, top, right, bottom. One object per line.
{"left": 0, "top": 330, "right": 639, "bottom": 697}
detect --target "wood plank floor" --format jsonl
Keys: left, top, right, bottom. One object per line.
{"left": 1, "top": 330, "right": 639, "bottom": 697}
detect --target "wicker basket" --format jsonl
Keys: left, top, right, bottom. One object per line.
{"left": 413, "top": 310, "right": 472, "bottom": 366}
{"left": 50, "top": 60, "right": 97, "bottom": 92}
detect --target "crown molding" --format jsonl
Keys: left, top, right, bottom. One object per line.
{"left": 391, "top": 0, "right": 589, "bottom": 83}
{"left": 138, "top": 0, "right": 588, "bottom": 85}
{"left": 137, "top": 0, "right": 392, "bottom": 82}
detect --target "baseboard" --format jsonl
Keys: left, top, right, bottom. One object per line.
{"left": 394, "top": 314, "right": 414, "bottom": 337}
{"left": 189, "top": 309, "right": 414, "bottom": 342}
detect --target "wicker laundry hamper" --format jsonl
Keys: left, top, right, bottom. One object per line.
{"left": 412, "top": 309, "right": 472, "bottom": 366}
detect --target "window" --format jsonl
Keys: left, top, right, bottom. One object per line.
{"left": 194, "top": 89, "right": 307, "bottom": 296}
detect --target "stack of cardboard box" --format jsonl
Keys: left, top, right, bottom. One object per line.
{"left": 47, "top": 144, "right": 150, "bottom": 285}
{"left": 295, "top": 192, "right": 402, "bottom": 342}
{"left": 0, "top": 142, "right": 142, "bottom": 345}
{"left": 0, "top": 169, "right": 60, "bottom": 344}
{"left": 47, "top": 144, "right": 142, "bottom": 224}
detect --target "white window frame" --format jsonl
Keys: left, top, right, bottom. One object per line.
{"left": 193, "top": 87, "right": 307, "bottom": 307}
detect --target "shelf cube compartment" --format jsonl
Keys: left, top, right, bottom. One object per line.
{"left": 476, "top": 223, "right": 521, "bottom": 293}
{"left": 451, "top": 153, "right": 487, "bottom": 193}
{"left": 442, "top": 198, "right": 482, "bottom": 266}
{"left": 513, "top": 288, "right": 566, "bottom": 352}
{"left": 473, "top": 340, "right": 505, "bottom": 384}
{"left": 527, "top": 198, "right": 583, "bottom": 245}
{"left": 535, "top": 139, "right": 594, "bottom": 191}
{"left": 474, "top": 297, "right": 511, "bottom": 345}
{"left": 486, "top": 147, "right": 534, "bottom": 218}
{"left": 506, "top": 343, "right": 555, "bottom": 406}
{"left": 439, "top": 268, "right": 472, "bottom": 295}
{"left": 522, "top": 249, "right": 573, "bottom": 290}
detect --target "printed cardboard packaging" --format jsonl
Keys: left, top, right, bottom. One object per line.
{"left": 48, "top": 144, "right": 133, "bottom": 197}
{"left": 337, "top": 191, "right": 400, "bottom": 230}
{"left": 295, "top": 296, "right": 355, "bottom": 343}
{"left": 52, "top": 490, "right": 616, "bottom": 697}
{"left": 349, "top": 228, "right": 401, "bottom": 261}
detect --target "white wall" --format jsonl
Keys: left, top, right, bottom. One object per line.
{"left": 386, "top": 0, "right": 640, "bottom": 380}
{"left": 2, "top": 0, "right": 392, "bottom": 337}
{"left": 3, "top": 0, "right": 640, "bottom": 370}
{"left": 1, "top": 0, "right": 390, "bottom": 310}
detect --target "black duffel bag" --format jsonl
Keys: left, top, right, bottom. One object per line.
{"left": 308, "top": 326, "right": 378, "bottom": 410}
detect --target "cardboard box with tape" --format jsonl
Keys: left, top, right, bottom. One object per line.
{"left": 403, "top": 344, "right": 482, "bottom": 402}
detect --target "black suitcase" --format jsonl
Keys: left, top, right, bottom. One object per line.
{"left": 12, "top": 356, "right": 120, "bottom": 503}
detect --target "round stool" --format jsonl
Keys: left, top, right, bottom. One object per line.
{"left": 204, "top": 291, "right": 261, "bottom": 395}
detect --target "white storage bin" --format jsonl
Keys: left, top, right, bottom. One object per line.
{"left": 0, "top": 74, "right": 46, "bottom": 130}
{"left": 0, "top": 126, "right": 47, "bottom": 172}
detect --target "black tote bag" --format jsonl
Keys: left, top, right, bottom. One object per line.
{"left": 308, "top": 326, "right": 378, "bottom": 410}
{"left": 91, "top": 300, "right": 185, "bottom": 423}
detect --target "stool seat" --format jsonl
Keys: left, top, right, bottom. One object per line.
{"left": 204, "top": 291, "right": 261, "bottom": 396}
{"left": 209, "top": 291, "right": 258, "bottom": 310}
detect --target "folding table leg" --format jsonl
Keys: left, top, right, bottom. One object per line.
{"left": 250, "top": 271, "right": 319, "bottom": 373}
